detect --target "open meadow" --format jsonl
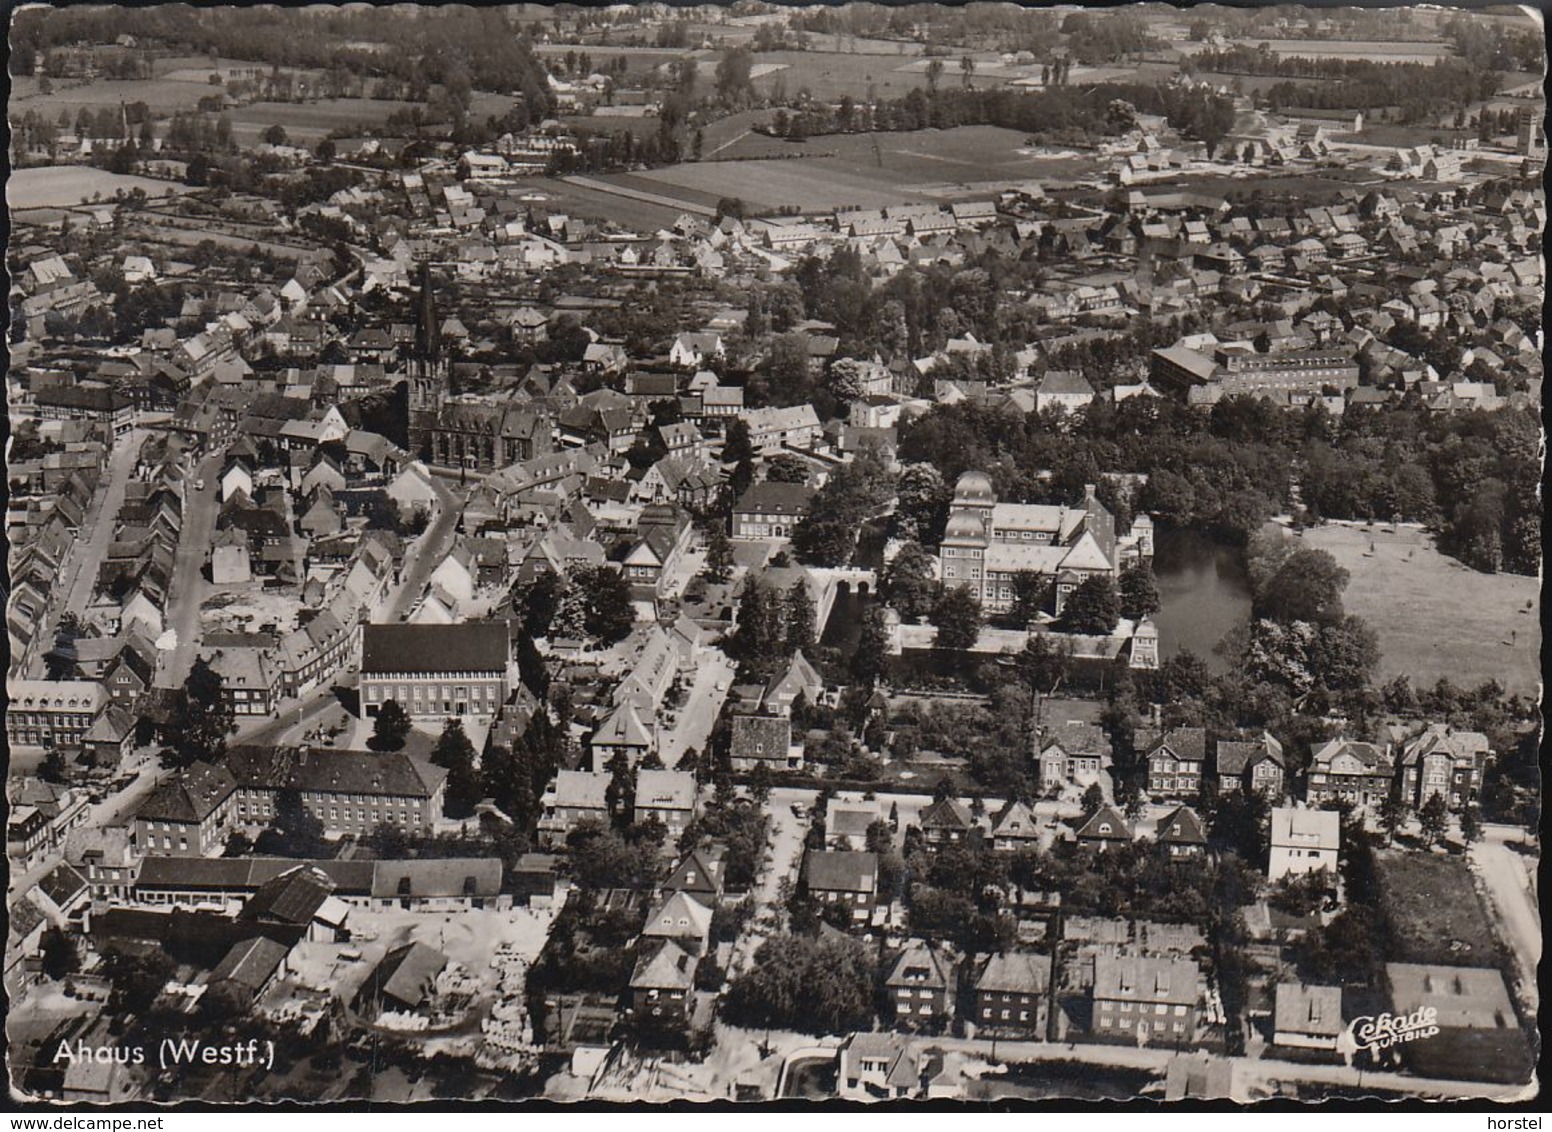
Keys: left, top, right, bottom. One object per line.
{"left": 7, "top": 165, "right": 190, "bottom": 210}
{"left": 601, "top": 125, "right": 1101, "bottom": 213}
{"left": 1374, "top": 852, "right": 1501, "bottom": 967}
{"left": 1297, "top": 523, "right": 1540, "bottom": 697}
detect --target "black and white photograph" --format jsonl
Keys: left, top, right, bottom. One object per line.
{"left": 3, "top": 0, "right": 1543, "bottom": 1110}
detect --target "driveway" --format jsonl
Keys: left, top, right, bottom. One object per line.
{"left": 1468, "top": 837, "right": 1540, "bottom": 1010}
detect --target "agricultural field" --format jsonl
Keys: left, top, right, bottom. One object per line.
{"left": 222, "top": 98, "right": 425, "bottom": 145}
{"left": 1374, "top": 852, "right": 1501, "bottom": 968}
{"left": 603, "top": 125, "right": 1102, "bottom": 213}
{"left": 7, "top": 165, "right": 190, "bottom": 210}
{"left": 1175, "top": 38, "right": 1457, "bottom": 64}
{"left": 1297, "top": 523, "right": 1540, "bottom": 697}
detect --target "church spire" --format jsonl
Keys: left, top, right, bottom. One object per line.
{"left": 414, "top": 262, "right": 440, "bottom": 361}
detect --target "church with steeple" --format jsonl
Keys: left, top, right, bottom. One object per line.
{"left": 403, "top": 263, "right": 554, "bottom": 473}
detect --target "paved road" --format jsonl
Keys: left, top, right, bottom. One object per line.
{"left": 157, "top": 450, "right": 225, "bottom": 689}
{"left": 385, "top": 476, "right": 462, "bottom": 622}
{"left": 25, "top": 429, "right": 147, "bottom": 676}
{"left": 1469, "top": 837, "right": 1540, "bottom": 1010}
{"left": 659, "top": 649, "right": 737, "bottom": 768}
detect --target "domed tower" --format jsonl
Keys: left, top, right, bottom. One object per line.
{"left": 940, "top": 480, "right": 993, "bottom": 603}
{"left": 951, "top": 469, "right": 996, "bottom": 540}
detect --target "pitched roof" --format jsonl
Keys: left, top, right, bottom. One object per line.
{"left": 1274, "top": 983, "right": 1344, "bottom": 1037}
{"left": 240, "top": 864, "right": 335, "bottom": 925}
{"left": 136, "top": 761, "right": 237, "bottom": 824}
{"left": 919, "top": 797, "right": 974, "bottom": 832}
{"left": 1076, "top": 805, "right": 1132, "bottom": 842}
{"left": 1093, "top": 954, "right": 1201, "bottom": 1006}
{"left": 631, "top": 936, "right": 698, "bottom": 991}
{"left": 1154, "top": 806, "right": 1207, "bottom": 847}
{"left": 208, "top": 935, "right": 290, "bottom": 992}
{"left": 641, "top": 891, "right": 713, "bottom": 941}
{"left": 801, "top": 849, "right": 877, "bottom": 893}
{"left": 360, "top": 621, "right": 509, "bottom": 674}
{"left": 371, "top": 941, "right": 447, "bottom": 1008}
{"left": 978, "top": 950, "right": 1052, "bottom": 996}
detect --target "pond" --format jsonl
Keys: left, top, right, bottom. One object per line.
{"left": 1152, "top": 527, "right": 1253, "bottom": 673}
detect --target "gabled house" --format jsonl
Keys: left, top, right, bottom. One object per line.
{"left": 1076, "top": 805, "right": 1131, "bottom": 851}
{"left": 1091, "top": 955, "right": 1204, "bottom": 1046}
{"left": 885, "top": 941, "right": 954, "bottom": 1029}
{"left": 975, "top": 951, "right": 1052, "bottom": 1038}
{"left": 990, "top": 800, "right": 1041, "bottom": 852}
{"left": 1213, "top": 732, "right": 1286, "bottom": 799}
{"left": 1268, "top": 806, "right": 1339, "bottom": 882}
{"left": 918, "top": 797, "right": 977, "bottom": 850}
{"left": 801, "top": 850, "right": 877, "bottom": 922}
{"left": 1273, "top": 984, "right": 1344, "bottom": 1051}
{"left": 1153, "top": 806, "right": 1207, "bottom": 858}
{"left": 1140, "top": 727, "right": 1207, "bottom": 800}
{"left": 1306, "top": 738, "right": 1393, "bottom": 809}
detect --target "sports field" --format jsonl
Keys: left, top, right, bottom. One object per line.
{"left": 602, "top": 126, "right": 1100, "bottom": 213}
{"left": 1297, "top": 523, "right": 1540, "bottom": 697}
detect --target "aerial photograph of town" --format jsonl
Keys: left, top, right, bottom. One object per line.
{"left": 3, "top": 0, "right": 1543, "bottom": 1110}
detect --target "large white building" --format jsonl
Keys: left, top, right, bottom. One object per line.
{"left": 1268, "top": 806, "right": 1340, "bottom": 882}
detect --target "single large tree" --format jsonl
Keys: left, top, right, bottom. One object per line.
{"left": 1418, "top": 793, "right": 1450, "bottom": 846}
{"left": 881, "top": 541, "right": 938, "bottom": 621}
{"left": 575, "top": 565, "right": 636, "bottom": 645}
{"left": 1059, "top": 575, "right": 1121, "bottom": 635}
{"left": 932, "top": 586, "right": 983, "bottom": 651}
{"left": 784, "top": 581, "right": 816, "bottom": 653}
{"left": 851, "top": 607, "right": 891, "bottom": 688}
{"left": 1118, "top": 562, "right": 1161, "bottom": 620}
{"left": 703, "top": 526, "right": 734, "bottom": 584}
{"left": 370, "top": 699, "right": 412, "bottom": 752}
{"left": 161, "top": 657, "right": 235, "bottom": 768}
{"left": 431, "top": 717, "right": 482, "bottom": 818}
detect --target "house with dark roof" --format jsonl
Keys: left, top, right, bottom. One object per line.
{"left": 730, "top": 714, "right": 800, "bottom": 772}
{"left": 918, "top": 797, "right": 978, "bottom": 850}
{"left": 133, "top": 761, "right": 238, "bottom": 857}
{"left": 224, "top": 746, "right": 448, "bottom": 837}
{"left": 1139, "top": 727, "right": 1207, "bottom": 800}
{"left": 1213, "top": 732, "right": 1286, "bottom": 799}
{"left": 205, "top": 936, "right": 291, "bottom": 1011}
{"left": 356, "top": 942, "right": 449, "bottom": 1017}
{"left": 990, "top": 801, "right": 1041, "bottom": 852}
{"left": 1394, "top": 723, "right": 1489, "bottom": 811}
{"left": 975, "top": 951, "right": 1052, "bottom": 1038}
{"left": 628, "top": 937, "right": 699, "bottom": 1028}
{"left": 801, "top": 850, "right": 877, "bottom": 923}
{"left": 731, "top": 482, "right": 816, "bottom": 540}
{"left": 663, "top": 847, "right": 726, "bottom": 903}
{"left": 885, "top": 941, "right": 955, "bottom": 1030}
{"left": 1306, "top": 738, "right": 1393, "bottom": 809}
{"left": 239, "top": 864, "right": 345, "bottom": 941}
{"left": 1076, "top": 805, "right": 1132, "bottom": 851}
{"left": 1153, "top": 806, "right": 1207, "bottom": 858}
{"left": 359, "top": 621, "right": 513, "bottom": 722}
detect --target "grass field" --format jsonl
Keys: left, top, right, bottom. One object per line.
{"left": 1297, "top": 523, "right": 1540, "bottom": 697}
{"left": 8, "top": 166, "right": 191, "bottom": 210}
{"left": 1374, "top": 852, "right": 1500, "bottom": 967}
{"left": 605, "top": 125, "right": 1100, "bottom": 213}
{"left": 518, "top": 176, "right": 690, "bottom": 231}
{"left": 222, "top": 97, "right": 426, "bottom": 145}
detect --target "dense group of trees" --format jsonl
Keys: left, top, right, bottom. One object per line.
{"left": 727, "top": 577, "right": 817, "bottom": 681}
{"left": 790, "top": 446, "right": 896, "bottom": 567}
{"left": 1191, "top": 47, "right": 1506, "bottom": 123}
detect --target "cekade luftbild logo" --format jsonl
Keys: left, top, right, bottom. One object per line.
{"left": 1349, "top": 1006, "right": 1440, "bottom": 1051}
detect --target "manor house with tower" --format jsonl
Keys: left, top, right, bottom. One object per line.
{"left": 938, "top": 471, "right": 1151, "bottom": 615}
